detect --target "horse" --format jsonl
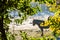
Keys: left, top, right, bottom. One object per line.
{"left": 33, "top": 19, "right": 49, "bottom": 36}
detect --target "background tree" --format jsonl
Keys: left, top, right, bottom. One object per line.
{"left": 0, "top": 0, "right": 41, "bottom": 40}
{"left": 0, "top": 0, "right": 20, "bottom": 40}
{"left": 40, "top": 0, "right": 60, "bottom": 37}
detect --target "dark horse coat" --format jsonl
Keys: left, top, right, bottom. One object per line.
{"left": 33, "top": 20, "right": 49, "bottom": 36}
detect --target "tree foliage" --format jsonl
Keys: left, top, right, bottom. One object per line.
{"left": 0, "top": 0, "right": 41, "bottom": 40}
{"left": 40, "top": 0, "right": 60, "bottom": 37}
{"left": 0, "top": 0, "right": 60, "bottom": 40}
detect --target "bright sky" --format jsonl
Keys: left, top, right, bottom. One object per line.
{"left": 9, "top": 3, "right": 54, "bottom": 19}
